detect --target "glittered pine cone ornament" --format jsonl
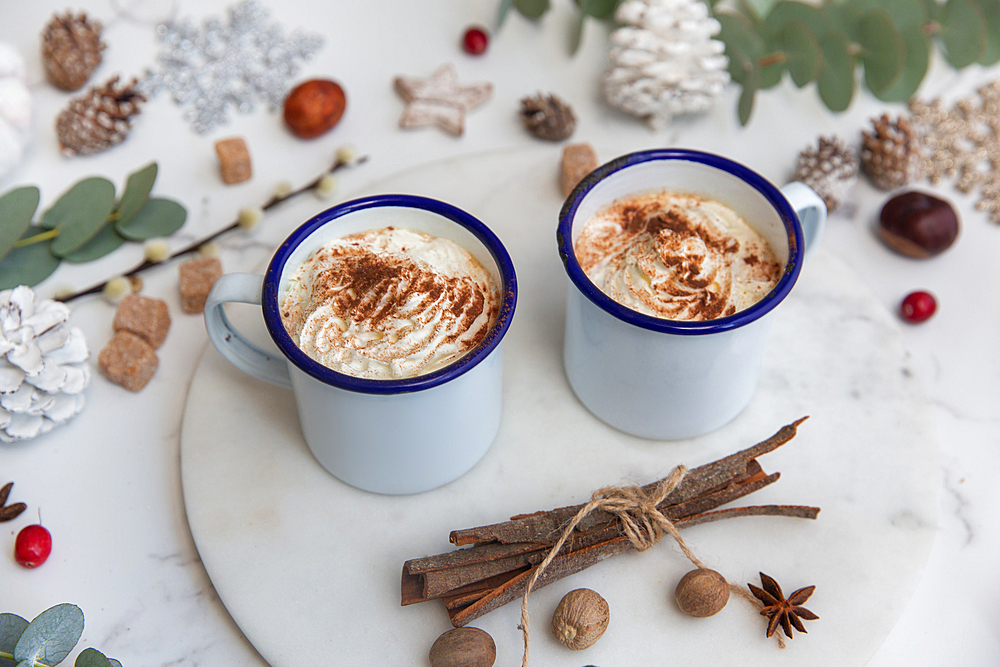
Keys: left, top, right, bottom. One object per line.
{"left": 520, "top": 93, "right": 576, "bottom": 141}
{"left": 794, "top": 136, "right": 859, "bottom": 213}
{"left": 0, "top": 286, "right": 90, "bottom": 443}
{"left": 41, "top": 11, "right": 105, "bottom": 92}
{"left": 603, "top": 0, "right": 730, "bottom": 129}
{"left": 56, "top": 75, "right": 144, "bottom": 156}
{"left": 861, "top": 114, "right": 922, "bottom": 190}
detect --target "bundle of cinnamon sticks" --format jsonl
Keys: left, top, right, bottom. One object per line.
{"left": 401, "top": 418, "right": 819, "bottom": 627}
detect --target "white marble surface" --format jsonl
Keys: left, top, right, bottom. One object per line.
{"left": 2, "top": 0, "right": 999, "bottom": 664}
{"left": 181, "top": 149, "right": 939, "bottom": 666}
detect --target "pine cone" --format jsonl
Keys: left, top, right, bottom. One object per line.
{"left": 603, "top": 0, "right": 730, "bottom": 129}
{"left": 55, "top": 76, "right": 145, "bottom": 156}
{"left": 41, "top": 11, "right": 105, "bottom": 92}
{"left": 861, "top": 114, "right": 922, "bottom": 190}
{"left": 794, "top": 136, "right": 859, "bottom": 213}
{"left": 0, "top": 286, "right": 90, "bottom": 443}
{"left": 520, "top": 93, "right": 576, "bottom": 141}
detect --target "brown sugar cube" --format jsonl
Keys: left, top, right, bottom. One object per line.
{"left": 98, "top": 331, "right": 159, "bottom": 392}
{"left": 214, "top": 137, "right": 252, "bottom": 184}
{"left": 113, "top": 294, "right": 171, "bottom": 349}
{"left": 560, "top": 143, "right": 599, "bottom": 197}
{"left": 179, "top": 257, "right": 223, "bottom": 314}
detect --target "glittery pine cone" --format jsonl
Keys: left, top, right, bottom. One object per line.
{"left": 520, "top": 93, "right": 576, "bottom": 141}
{"left": 55, "top": 75, "right": 145, "bottom": 156}
{"left": 603, "top": 0, "right": 730, "bottom": 129}
{"left": 794, "top": 136, "right": 859, "bottom": 213}
{"left": 861, "top": 114, "right": 922, "bottom": 190}
{"left": 41, "top": 11, "right": 105, "bottom": 92}
{"left": 0, "top": 286, "right": 90, "bottom": 443}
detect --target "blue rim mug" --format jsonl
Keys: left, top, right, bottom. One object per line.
{"left": 204, "top": 195, "right": 517, "bottom": 494}
{"left": 557, "top": 149, "right": 826, "bottom": 440}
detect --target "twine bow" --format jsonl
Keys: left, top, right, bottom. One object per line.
{"left": 518, "top": 465, "right": 765, "bottom": 665}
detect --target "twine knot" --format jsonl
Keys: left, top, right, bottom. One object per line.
{"left": 519, "top": 465, "right": 708, "bottom": 666}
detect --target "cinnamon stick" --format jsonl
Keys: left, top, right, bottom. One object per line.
{"left": 449, "top": 417, "right": 807, "bottom": 548}
{"left": 401, "top": 418, "right": 819, "bottom": 627}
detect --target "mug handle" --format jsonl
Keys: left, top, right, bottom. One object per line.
{"left": 780, "top": 181, "right": 827, "bottom": 261}
{"left": 204, "top": 273, "right": 293, "bottom": 389}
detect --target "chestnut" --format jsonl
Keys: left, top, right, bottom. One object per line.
{"left": 283, "top": 79, "right": 346, "bottom": 139}
{"left": 877, "top": 191, "right": 958, "bottom": 258}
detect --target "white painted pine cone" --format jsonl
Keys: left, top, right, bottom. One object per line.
{"left": 0, "top": 43, "right": 32, "bottom": 180}
{"left": 0, "top": 286, "right": 90, "bottom": 443}
{"left": 604, "top": 0, "right": 730, "bottom": 129}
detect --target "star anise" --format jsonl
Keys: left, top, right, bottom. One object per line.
{"left": 748, "top": 572, "right": 819, "bottom": 639}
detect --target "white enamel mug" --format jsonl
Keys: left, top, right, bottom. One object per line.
{"left": 557, "top": 149, "right": 826, "bottom": 440}
{"left": 204, "top": 195, "right": 517, "bottom": 494}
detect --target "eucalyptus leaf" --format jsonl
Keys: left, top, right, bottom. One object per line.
{"left": 763, "top": 0, "right": 827, "bottom": 39}
{"left": 13, "top": 604, "right": 84, "bottom": 667}
{"left": 782, "top": 19, "right": 822, "bottom": 86}
{"left": 109, "top": 661, "right": 122, "bottom": 667}
{"left": 497, "top": 0, "right": 515, "bottom": 28}
{"left": 872, "top": 25, "right": 929, "bottom": 102}
{"left": 938, "top": 0, "right": 987, "bottom": 67}
{"left": 116, "top": 198, "right": 187, "bottom": 241}
{"left": 922, "top": 0, "right": 942, "bottom": 20}
{"left": 62, "top": 225, "right": 127, "bottom": 263}
{"left": 1, "top": 614, "right": 28, "bottom": 667}
{"left": 717, "top": 12, "right": 766, "bottom": 84}
{"left": 822, "top": 1, "right": 862, "bottom": 42}
{"left": 114, "top": 162, "right": 157, "bottom": 229}
{"left": 858, "top": 9, "right": 905, "bottom": 94}
{"left": 75, "top": 648, "right": 112, "bottom": 667}
{"left": 0, "top": 186, "right": 40, "bottom": 261}
{"left": 41, "top": 177, "right": 117, "bottom": 258}
{"left": 976, "top": 0, "right": 1000, "bottom": 64}
{"left": 0, "top": 227, "right": 61, "bottom": 289}
{"left": 743, "top": 0, "right": 780, "bottom": 20}
{"left": 759, "top": 54, "right": 785, "bottom": 88}
{"left": 569, "top": 10, "right": 586, "bottom": 55}
{"left": 574, "top": 0, "right": 617, "bottom": 18}
{"left": 818, "top": 30, "right": 857, "bottom": 111}
{"left": 737, "top": 53, "right": 761, "bottom": 125}
{"left": 514, "top": 0, "right": 550, "bottom": 20}
{"left": 847, "top": 0, "right": 928, "bottom": 28}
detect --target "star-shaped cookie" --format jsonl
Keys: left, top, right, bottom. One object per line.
{"left": 394, "top": 64, "right": 492, "bottom": 136}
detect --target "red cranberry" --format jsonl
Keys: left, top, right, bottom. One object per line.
{"left": 900, "top": 290, "right": 937, "bottom": 323}
{"left": 14, "top": 524, "right": 51, "bottom": 568}
{"left": 878, "top": 191, "right": 959, "bottom": 258}
{"left": 462, "top": 27, "right": 489, "bottom": 55}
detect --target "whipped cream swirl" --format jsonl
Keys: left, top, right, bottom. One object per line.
{"left": 574, "top": 191, "right": 781, "bottom": 321}
{"left": 281, "top": 227, "right": 499, "bottom": 379}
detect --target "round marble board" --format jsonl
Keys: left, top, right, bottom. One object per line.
{"left": 180, "top": 147, "right": 939, "bottom": 667}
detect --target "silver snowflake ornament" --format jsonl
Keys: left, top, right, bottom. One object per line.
{"left": 142, "top": 0, "right": 323, "bottom": 134}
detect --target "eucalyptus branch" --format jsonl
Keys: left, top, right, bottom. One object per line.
{"left": 55, "top": 153, "right": 369, "bottom": 303}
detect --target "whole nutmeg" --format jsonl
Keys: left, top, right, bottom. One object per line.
{"left": 283, "top": 79, "right": 346, "bottom": 139}
{"left": 551, "top": 588, "right": 609, "bottom": 650}
{"left": 878, "top": 191, "right": 958, "bottom": 258}
{"left": 429, "top": 627, "right": 496, "bottom": 667}
{"left": 675, "top": 568, "right": 730, "bottom": 618}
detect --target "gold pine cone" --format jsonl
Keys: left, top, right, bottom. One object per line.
{"left": 41, "top": 11, "right": 105, "bottom": 92}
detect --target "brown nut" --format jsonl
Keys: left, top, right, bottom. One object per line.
{"left": 551, "top": 588, "right": 609, "bottom": 650}
{"left": 878, "top": 191, "right": 958, "bottom": 258}
{"left": 429, "top": 627, "right": 496, "bottom": 667}
{"left": 283, "top": 79, "right": 346, "bottom": 139}
{"left": 675, "top": 568, "right": 730, "bottom": 617}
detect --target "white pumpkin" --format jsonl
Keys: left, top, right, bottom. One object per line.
{"left": 0, "top": 43, "right": 32, "bottom": 180}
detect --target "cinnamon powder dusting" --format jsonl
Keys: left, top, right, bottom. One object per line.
{"left": 574, "top": 191, "right": 781, "bottom": 322}
{"left": 281, "top": 228, "right": 498, "bottom": 379}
